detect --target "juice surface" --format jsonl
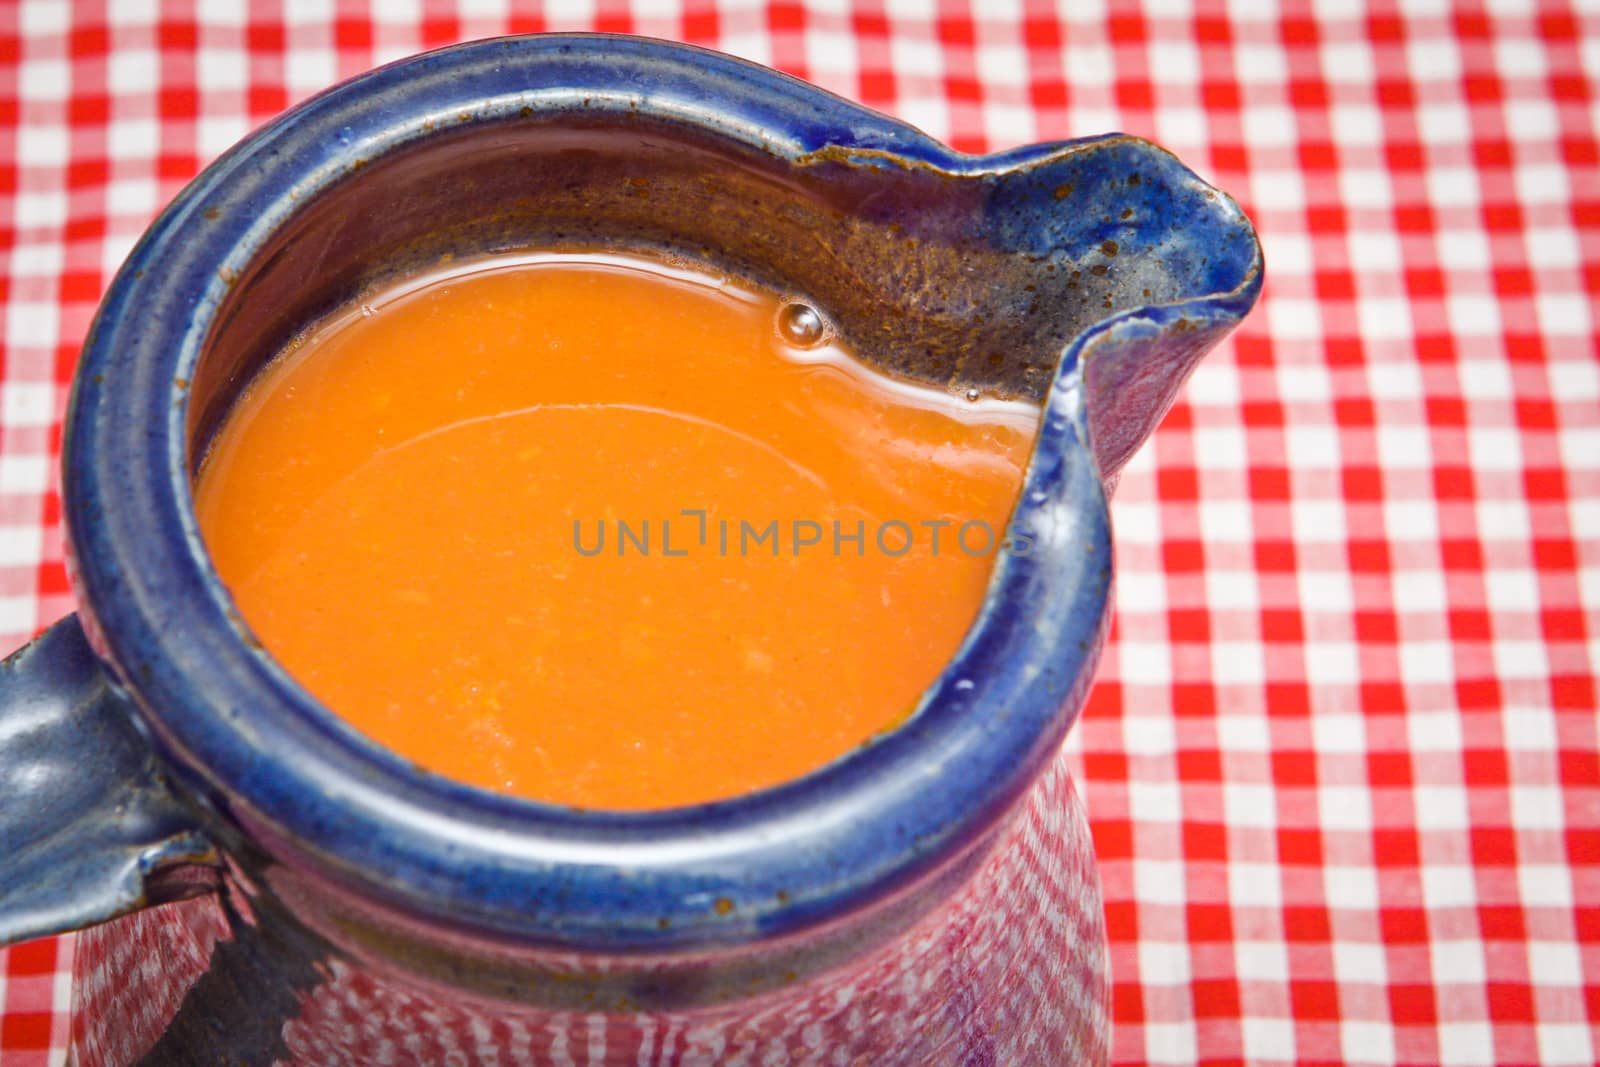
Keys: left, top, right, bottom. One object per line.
{"left": 196, "top": 253, "right": 1040, "bottom": 810}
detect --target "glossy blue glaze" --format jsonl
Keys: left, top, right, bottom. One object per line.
{"left": 15, "top": 34, "right": 1261, "bottom": 965}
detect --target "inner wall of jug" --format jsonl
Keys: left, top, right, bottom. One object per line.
{"left": 188, "top": 113, "right": 1106, "bottom": 468}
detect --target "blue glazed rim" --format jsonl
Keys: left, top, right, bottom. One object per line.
{"left": 64, "top": 34, "right": 1258, "bottom": 951}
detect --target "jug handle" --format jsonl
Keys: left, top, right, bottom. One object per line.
{"left": 0, "top": 614, "right": 220, "bottom": 947}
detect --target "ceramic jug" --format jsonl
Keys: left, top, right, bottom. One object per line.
{"left": 0, "top": 35, "right": 1261, "bottom": 1066}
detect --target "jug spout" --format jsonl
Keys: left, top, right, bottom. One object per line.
{"left": 981, "top": 135, "right": 1263, "bottom": 487}
{"left": 786, "top": 133, "right": 1261, "bottom": 486}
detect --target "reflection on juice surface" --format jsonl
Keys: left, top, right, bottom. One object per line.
{"left": 196, "top": 252, "right": 1041, "bottom": 809}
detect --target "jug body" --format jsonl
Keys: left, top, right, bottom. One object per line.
{"left": 71, "top": 753, "right": 1107, "bottom": 1066}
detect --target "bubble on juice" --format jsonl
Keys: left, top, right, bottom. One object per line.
{"left": 777, "top": 301, "right": 826, "bottom": 347}
{"left": 965, "top": 388, "right": 981, "bottom": 402}
{"left": 360, "top": 303, "right": 375, "bottom": 318}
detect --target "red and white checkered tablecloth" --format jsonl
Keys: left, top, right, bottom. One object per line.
{"left": 2, "top": 2, "right": 1596, "bottom": 1065}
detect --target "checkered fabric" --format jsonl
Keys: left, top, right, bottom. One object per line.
{"left": 1, "top": 2, "right": 1596, "bottom": 1065}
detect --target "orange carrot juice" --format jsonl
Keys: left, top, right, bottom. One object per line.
{"left": 195, "top": 252, "right": 1040, "bottom": 810}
